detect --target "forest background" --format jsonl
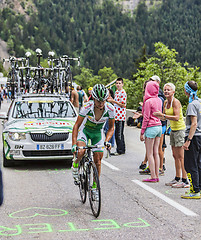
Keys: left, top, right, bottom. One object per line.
{"left": 0, "top": 0, "right": 201, "bottom": 110}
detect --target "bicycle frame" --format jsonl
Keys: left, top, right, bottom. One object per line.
{"left": 76, "top": 144, "right": 104, "bottom": 217}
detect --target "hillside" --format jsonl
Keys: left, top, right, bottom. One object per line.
{"left": 116, "top": 0, "right": 162, "bottom": 12}
{"left": 0, "top": 0, "right": 201, "bottom": 78}
{"left": 0, "top": 0, "right": 36, "bottom": 19}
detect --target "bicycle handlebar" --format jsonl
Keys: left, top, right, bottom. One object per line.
{"left": 76, "top": 144, "right": 111, "bottom": 157}
{"left": 77, "top": 145, "right": 105, "bottom": 150}
{"left": 3, "top": 57, "right": 26, "bottom": 63}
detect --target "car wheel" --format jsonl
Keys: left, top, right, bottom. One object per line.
{"left": 3, "top": 149, "right": 14, "bottom": 167}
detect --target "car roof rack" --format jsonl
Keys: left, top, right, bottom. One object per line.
{"left": 3, "top": 49, "right": 80, "bottom": 99}
{"left": 20, "top": 93, "right": 66, "bottom": 100}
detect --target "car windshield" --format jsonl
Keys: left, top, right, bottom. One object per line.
{"left": 12, "top": 100, "right": 76, "bottom": 119}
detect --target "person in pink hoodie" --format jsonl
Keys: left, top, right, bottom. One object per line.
{"left": 140, "top": 80, "right": 162, "bottom": 182}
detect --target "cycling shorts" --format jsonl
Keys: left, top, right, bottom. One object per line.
{"left": 77, "top": 127, "right": 104, "bottom": 152}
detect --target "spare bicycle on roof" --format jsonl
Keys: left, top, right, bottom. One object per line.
{"left": 3, "top": 48, "right": 80, "bottom": 99}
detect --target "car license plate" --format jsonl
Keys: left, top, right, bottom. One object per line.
{"left": 37, "top": 144, "right": 64, "bottom": 150}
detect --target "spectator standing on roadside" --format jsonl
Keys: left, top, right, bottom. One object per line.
{"left": 157, "top": 80, "right": 167, "bottom": 175}
{"left": 0, "top": 89, "right": 2, "bottom": 109}
{"left": 0, "top": 87, "right": 3, "bottom": 102}
{"left": 77, "top": 86, "right": 84, "bottom": 111}
{"left": 140, "top": 80, "right": 162, "bottom": 182}
{"left": 181, "top": 81, "right": 201, "bottom": 199}
{"left": 154, "top": 83, "right": 189, "bottom": 188}
{"left": 88, "top": 87, "right": 93, "bottom": 101}
{"left": 108, "top": 77, "right": 127, "bottom": 155}
{"left": 104, "top": 88, "right": 115, "bottom": 147}
{"left": 80, "top": 86, "right": 88, "bottom": 103}
{"left": 70, "top": 86, "right": 79, "bottom": 114}
{"left": 139, "top": 76, "right": 167, "bottom": 175}
{"left": 0, "top": 168, "right": 3, "bottom": 206}
{"left": 65, "top": 85, "right": 71, "bottom": 100}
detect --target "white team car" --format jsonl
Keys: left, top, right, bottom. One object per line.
{"left": 0, "top": 94, "right": 77, "bottom": 167}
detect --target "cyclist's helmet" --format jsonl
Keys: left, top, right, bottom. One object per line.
{"left": 92, "top": 84, "right": 109, "bottom": 102}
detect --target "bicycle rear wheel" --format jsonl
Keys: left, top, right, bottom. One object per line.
{"left": 78, "top": 158, "right": 87, "bottom": 203}
{"left": 87, "top": 161, "right": 101, "bottom": 218}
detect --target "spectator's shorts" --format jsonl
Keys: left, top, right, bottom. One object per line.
{"left": 145, "top": 125, "right": 162, "bottom": 139}
{"left": 170, "top": 129, "right": 185, "bottom": 147}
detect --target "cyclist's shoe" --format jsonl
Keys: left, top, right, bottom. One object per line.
{"left": 139, "top": 167, "right": 150, "bottom": 175}
{"left": 139, "top": 162, "right": 147, "bottom": 170}
{"left": 91, "top": 189, "right": 99, "bottom": 201}
{"left": 72, "top": 162, "right": 79, "bottom": 185}
{"left": 181, "top": 191, "right": 200, "bottom": 199}
{"left": 92, "top": 181, "right": 97, "bottom": 188}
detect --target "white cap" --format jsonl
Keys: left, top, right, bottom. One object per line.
{"left": 150, "top": 75, "right": 160, "bottom": 82}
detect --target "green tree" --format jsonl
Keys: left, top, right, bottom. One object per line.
{"left": 98, "top": 67, "right": 117, "bottom": 85}
{"left": 132, "top": 42, "right": 200, "bottom": 111}
{"left": 73, "top": 67, "right": 99, "bottom": 92}
{"left": 0, "top": 61, "right": 7, "bottom": 76}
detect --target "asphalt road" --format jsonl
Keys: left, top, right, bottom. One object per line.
{"left": 0, "top": 100, "right": 200, "bottom": 240}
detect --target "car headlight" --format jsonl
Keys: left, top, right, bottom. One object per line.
{"left": 8, "top": 132, "right": 26, "bottom": 141}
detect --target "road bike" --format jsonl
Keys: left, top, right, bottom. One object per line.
{"left": 75, "top": 144, "right": 103, "bottom": 218}
{"left": 60, "top": 55, "right": 80, "bottom": 93}
{"left": 3, "top": 56, "right": 25, "bottom": 99}
{"left": 4, "top": 49, "right": 80, "bottom": 96}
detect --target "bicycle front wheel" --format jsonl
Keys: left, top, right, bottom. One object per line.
{"left": 87, "top": 162, "right": 101, "bottom": 218}
{"left": 78, "top": 158, "right": 87, "bottom": 203}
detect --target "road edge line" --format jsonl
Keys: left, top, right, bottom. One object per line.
{"left": 102, "top": 160, "right": 120, "bottom": 171}
{"left": 132, "top": 179, "right": 198, "bottom": 217}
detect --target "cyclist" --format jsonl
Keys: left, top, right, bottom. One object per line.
{"left": 71, "top": 84, "right": 115, "bottom": 182}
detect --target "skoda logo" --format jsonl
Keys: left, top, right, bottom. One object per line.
{"left": 45, "top": 130, "right": 53, "bottom": 137}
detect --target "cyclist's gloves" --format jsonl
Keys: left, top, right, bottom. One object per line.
{"left": 71, "top": 144, "right": 77, "bottom": 153}
{"left": 104, "top": 141, "right": 111, "bottom": 150}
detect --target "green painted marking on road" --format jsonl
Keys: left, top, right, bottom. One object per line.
{"left": 48, "top": 169, "right": 68, "bottom": 174}
{"left": 165, "top": 190, "right": 174, "bottom": 194}
{"left": 2, "top": 207, "right": 151, "bottom": 237}
{"left": 0, "top": 225, "right": 22, "bottom": 236}
{"left": 123, "top": 218, "right": 150, "bottom": 227}
{"left": 92, "top": 219, "right": 121, "bottom": 230}
{"left": 24, "top": 223, "right": 53, "bottom": 234}
{"left": 0, "top": 218, "right": 150, "bottom": 236}
{"left": 9, "top": 207, "right": 68, "bottom": 218}
{"left": 59, "top": 223, "right": 89, "bottom": 232}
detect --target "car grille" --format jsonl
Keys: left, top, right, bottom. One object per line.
{"left": 30, "top": 133, "right": 69, "bottom": 142}
{"left": 23, "top": 150, "right": 72, "bottom": 157}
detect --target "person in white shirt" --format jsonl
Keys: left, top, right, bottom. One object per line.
{"left": 108, "top": 78, "right": 127, "bottom": 155}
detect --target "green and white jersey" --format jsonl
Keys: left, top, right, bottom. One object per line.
{"left": 79, "top": 101, "right": 115, "bottom": 131}
{"left": 78, "top": 101, "right": 114, "bottom": 150}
